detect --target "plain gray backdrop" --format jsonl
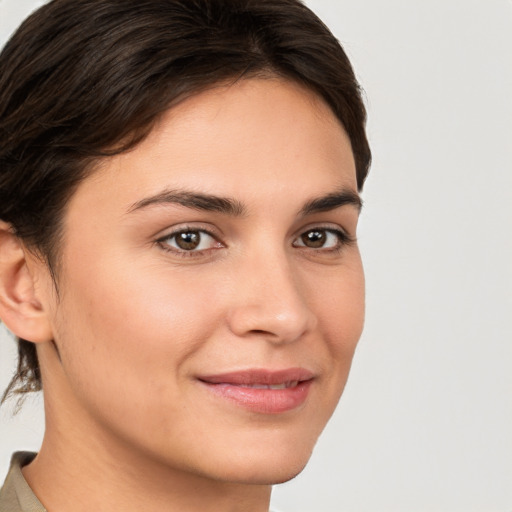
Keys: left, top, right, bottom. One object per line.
{"left": 1, "top": 1, "right": 511, "bottom": 511}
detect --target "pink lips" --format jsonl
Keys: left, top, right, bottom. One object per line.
{"left": 198, "top": 368, "right": 314, "bottom": 414}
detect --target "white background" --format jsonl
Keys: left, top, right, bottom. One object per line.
{"left": 1, "top": 1, "right": 511, "bottom": 511}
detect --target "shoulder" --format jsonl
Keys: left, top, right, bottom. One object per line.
{"left": 0, "top": 452, "right": 46, "bottom": 512}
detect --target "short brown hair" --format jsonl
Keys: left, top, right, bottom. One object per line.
{"left": 0, "top": 0, "right": 371, "bottom": 402}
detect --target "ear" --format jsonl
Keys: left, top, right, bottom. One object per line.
{"left": 0, "top": 221, "right": 53, "bottom": 343}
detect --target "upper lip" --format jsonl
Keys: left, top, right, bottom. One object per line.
{"left": 198, "top": 368, "right": 314, "bottom": 386}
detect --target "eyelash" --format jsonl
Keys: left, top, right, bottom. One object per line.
{"left": 156, "top": 226, "right": 355, "bottom": 258}
{"left": 292, "top": 227, "right": 355, "bottom": 253}
{"left": 156, "top": 226, "right": 222, "bottom": 258}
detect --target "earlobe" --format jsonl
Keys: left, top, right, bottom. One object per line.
{"left": 0, "top": 221, "right": 53, "bottom": 343}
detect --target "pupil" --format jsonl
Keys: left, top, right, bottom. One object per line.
{"left": 176, "top": 231, "right": 200, "bottom": 250}
{"left": 302, "top": 230, "right": 326, "bottom": 248}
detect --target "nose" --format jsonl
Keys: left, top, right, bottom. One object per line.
{"left": 227, "top": 253, "right": 318, "bottom": 344}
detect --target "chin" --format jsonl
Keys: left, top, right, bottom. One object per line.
{"left": 220, "top": 461, "right": 310, "bottom": 486}
{"left": 247, "top": 463, "right": 310, "bottom": 486}
{"left": 210, "top": 443, "right": 315, "bottom": 486}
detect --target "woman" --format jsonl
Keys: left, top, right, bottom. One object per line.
{"left": 0, "top": 0, "right": 371, "bottom": 510}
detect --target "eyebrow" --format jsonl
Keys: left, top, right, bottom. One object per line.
{"left": 299, "top": 188, "right": 363, "bottom": 216}
{"left": 127, "top": 187, "right": 362, "bottom": 216}
{"left": 128, "top": 189, "right": 246, "bottom": 216}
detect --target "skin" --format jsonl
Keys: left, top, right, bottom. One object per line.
{"left": 0, "top": 78, "right": 364, "bottom": 512}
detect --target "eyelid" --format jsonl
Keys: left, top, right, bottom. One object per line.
{"left": 292, "top": 224, "right": 356, "bottom": 250}
{"left": 155, "top": 224, "right": 225, "bottom": 256}
{"left": 155, "top": 221, "right": 223, "bottom": 241}
{"left": 295, "top": 222, "right": 355, "bottom": 240}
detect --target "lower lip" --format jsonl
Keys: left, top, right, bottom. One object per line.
{"left": 200, "top": 380, "right": 313, "bottom": 414}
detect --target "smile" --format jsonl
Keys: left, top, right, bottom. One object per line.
{"left": 198, "top": 369, "right": 314, "bottom": 414}
{"left": 228, "top": 381, "right": 299, "bottom": 390}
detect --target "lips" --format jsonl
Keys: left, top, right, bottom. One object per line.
{"left": 198, "top": 368, "right": 314, "bottom": 414}
{"left": 230, "top": 381, "right": 299, "bottom": 390}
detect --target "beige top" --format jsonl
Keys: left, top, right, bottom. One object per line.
{"left": 0, "top": 452, "right": 46, "bottom": 512}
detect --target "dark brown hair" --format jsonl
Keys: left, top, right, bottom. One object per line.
{"left": 0, "top": 0, "right": 371, "bottom": 403}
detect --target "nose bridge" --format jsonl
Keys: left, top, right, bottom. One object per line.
{"left": 227, "top": 245, "right": 317, "bottom": 343}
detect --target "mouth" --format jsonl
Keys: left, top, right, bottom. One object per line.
{"left": 197, "top": 368, "right": 314, "bottom": 414}
{"left": 227, "top": 381, "right": 300, "bottom": 390}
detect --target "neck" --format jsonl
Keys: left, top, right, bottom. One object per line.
{"left": 23, "top": 388, "right": 272, "bottom": 512}
{"left": 24, "top": 432, "right": 272, "bottom": 512}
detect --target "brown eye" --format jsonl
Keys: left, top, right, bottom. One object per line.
{"left": 300, "top": 230, "right": 327, "bottom": 248}
{"left": 175, "top": 231, "right": 201, "bottom": 250}
{"left": 293, "top": 228, "right": 348, "bottom": 250}
{"left": 159, "top": 229, "right": 220, "bottom": 253}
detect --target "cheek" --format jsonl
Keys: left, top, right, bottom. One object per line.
{"left": 53, "top": 254, "right": 224, "bottom": 414}
{"left": 309, "top": 257, "right": 365, "bottom": 393}
{"left": 315, "top": 257, "right": 365, "bottom": 348}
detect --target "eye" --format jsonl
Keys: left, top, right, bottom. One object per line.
{"left": 158, "top": 229, "right": 221, "bottom": 253}
{"left": 293, "top": 228, "right": 350, "bottom": 250}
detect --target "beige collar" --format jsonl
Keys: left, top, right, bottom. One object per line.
{"left": 0, "top": 452, "right": 46, "bottom": 512}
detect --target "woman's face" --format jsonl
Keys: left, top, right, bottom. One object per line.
{"left": 40, "top": 78, "right": 365, "bottom": 484}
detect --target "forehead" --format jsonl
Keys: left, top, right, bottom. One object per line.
{"left": 70, "top": 78, "right": 356, "bottom": 216}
